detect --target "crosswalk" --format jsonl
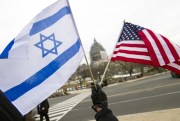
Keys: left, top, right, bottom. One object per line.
{"left": 35, "top": 92, "right": 91, "bottom": 121}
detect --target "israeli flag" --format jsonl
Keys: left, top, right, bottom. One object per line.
{"left": 0, "top": 0, "right": 84, "bottom": 115}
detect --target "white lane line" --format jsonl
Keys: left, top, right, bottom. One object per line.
{"left": 109, "top": 90, "right": 180, "bottom": 105}
{"left": 82, "top": 82, "right": 180, "bottom": 103}
{"left": 108, "top": 82, "right": 180, "bottom": 98}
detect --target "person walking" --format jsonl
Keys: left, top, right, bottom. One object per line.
{"left": 91, "top": 83, "right": 119, "bottom": 121}
{"left": 37, "top": 99, "right": 49, "bottom": 121}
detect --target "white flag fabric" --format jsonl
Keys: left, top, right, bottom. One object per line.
{"left": 0, "top": 0, "right": 84, "bottom": 115}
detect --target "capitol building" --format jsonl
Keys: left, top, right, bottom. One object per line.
{"left": 90, "top": 39, "right": 108, "bottom": 66}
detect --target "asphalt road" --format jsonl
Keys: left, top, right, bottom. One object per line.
{"left": 48, "top": 72, "right": 180, "bottom": 121}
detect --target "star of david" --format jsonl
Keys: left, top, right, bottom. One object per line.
{"left": 34, "top": 33, "right": 62, "bottom": 58}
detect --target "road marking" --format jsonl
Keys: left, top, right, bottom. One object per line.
{"left": 82, "top": 82, "right": 180, "bottom": 103}
{"left": 108, "top": 82, "right": 180, "bottom": 98}
{"left": 70, "top": 90, "right": 180, "bottom": 112}
{"left": 109, "top": 90, "right": 180, "bottom": 105}
{"left": 35, "top": 92, "right": 90, "bottom": 121}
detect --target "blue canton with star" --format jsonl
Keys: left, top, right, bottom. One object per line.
{"left": 34, "top": 33, "right": 62, "bottom": 58}
{"left": 119, "top": 22, "right": 144, "bottom": 42}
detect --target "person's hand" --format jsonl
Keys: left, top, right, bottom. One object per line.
{"left": 92, "top": 105, "right": 103, "bottom": 112}
{"left": 91, "top": 83, "right": 108, "bottom": 109}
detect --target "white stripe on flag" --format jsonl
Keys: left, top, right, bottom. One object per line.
{"left": 167, "top": 61, "right": 180, "bottom": 70}
{"left": 115, "top": 46, "right": 148, "bottom": 52}
{"left": 12, "top": 47, "right": 84, "bottom": 115}
{"left": 112, "top": 53, "right": 151, "bottom": 60}
{"left": 173, "top": 44, "right": 180, "bottom": 57}
{"left": 154, "top": 32, "right": 175, "bottom": 62}
{"left": 116, "top": 40, "right": 145, "bottom": 45}
{"left": 143, "top": 29, "right": 165, "bottom": 66}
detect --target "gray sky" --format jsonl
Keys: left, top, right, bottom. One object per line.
{"left": 0, "top": 0, "right": 180, "bottom": 62}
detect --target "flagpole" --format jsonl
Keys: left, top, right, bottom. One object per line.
{"left": 100, "top": 20, "right": 125, "bottom": 85}
{"left": 67, "top": 0, "right": 96, "bottom": 89}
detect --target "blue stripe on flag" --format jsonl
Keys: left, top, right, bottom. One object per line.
{"left": 0, "top": 39, "right": 14, "bottom": 58}
{"left": 5, "top": 39, "right": 81, "bottom": 101}
{"left": 30, "top": 6, "right": 71, "bottom": 36}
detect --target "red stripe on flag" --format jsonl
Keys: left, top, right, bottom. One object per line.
{"left": 138, "top": 30, "right": 160, "bottom": 66}
{"left": 176, "top": 60, "right": 180, "bottom": 65}
{"left": 113, "top": 50, "right": 149, "bottom": 56}
{"left": 147, "top": 29, "right": 170, "bottom": 64}
{"left": 164, "top": 66, "right": 180, "bottom": 75}
{"left": 161, "top": 36, "right": 180, "bottom": 60}
{"left": 164, "top": 59, "right": 180, "bottom": 75}
{"left": 116, "top": 43, "right": 146, "bottom": 48}
{"left": 111, "top": 56, "right": 153, "bottom": 65}
{"left": 112, "top": 40, "right": 152, "bottom": 65}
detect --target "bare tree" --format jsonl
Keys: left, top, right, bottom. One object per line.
{"left": 115, "top": 61, "right": 136, "bottom": 76}
{"left": 74, "top": 64, "right": 90, "bottom": 88}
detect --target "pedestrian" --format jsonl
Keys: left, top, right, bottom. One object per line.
{"left": 91, "top": 83, "right": 119, "bottom": 121}
{"left": 37, "top": 99, "right": 49, "bottom": 121}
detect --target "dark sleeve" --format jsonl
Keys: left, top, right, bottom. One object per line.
{"left": 95, "top": 108, "right": 119, "bottom": 121}
{"left": 98, "top": 115, "right": 119, "bottom": 121}
{"left": 46, "top": 100, "right": 49, "bottom": 108}
{"left": 37, "top": 105, "right": 40, "bottom": 114}
{"left": 0, "top": 90, "right": 23, "bottom": 121}
{"left": 44, "top": 99, "right": 49, "bottom": 109}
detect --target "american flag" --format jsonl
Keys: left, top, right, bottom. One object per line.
{"left": 111, "top": 22, "right": 180, "bottom": 74}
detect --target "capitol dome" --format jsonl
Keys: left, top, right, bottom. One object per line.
{"left": 90, "top": 39, "right": 108, "bottom": 63}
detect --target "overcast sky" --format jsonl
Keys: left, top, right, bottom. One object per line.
{"left": 0, "top": 0, "right": 180, "bottom": 62}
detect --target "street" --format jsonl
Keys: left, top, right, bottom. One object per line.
{"left": 36, "top": 72, "right": 180, "bottom": 121}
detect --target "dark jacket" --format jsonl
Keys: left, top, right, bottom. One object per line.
{"left": 95, "top": 108, "right": 119, "bottom": 121}
{"left": 0, "top": 90, "right": 23, "bottom": 121}
{"left": 37, "top": 99, "right": 49, "bottom": 115}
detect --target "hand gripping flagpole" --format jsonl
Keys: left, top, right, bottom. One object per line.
{"left": 99, "top": 20, "right": 126, "bottom": 85}
{"left": 67, "top": 0, "right": 97, "bottom": 89}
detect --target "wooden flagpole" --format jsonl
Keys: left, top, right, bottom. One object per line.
{"left": 67, "top": 0, "right": 96, "bottom": 89}
{"left": 100, "top": 20, "right": 126, "bottom": 85}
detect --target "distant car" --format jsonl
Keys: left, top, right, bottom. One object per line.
{"left": 171, "top": 72, "right": 180, "bottom": 78}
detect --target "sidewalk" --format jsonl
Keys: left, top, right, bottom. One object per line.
{"left": 117, "top": 108, "right": 180, "bottom": 121}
